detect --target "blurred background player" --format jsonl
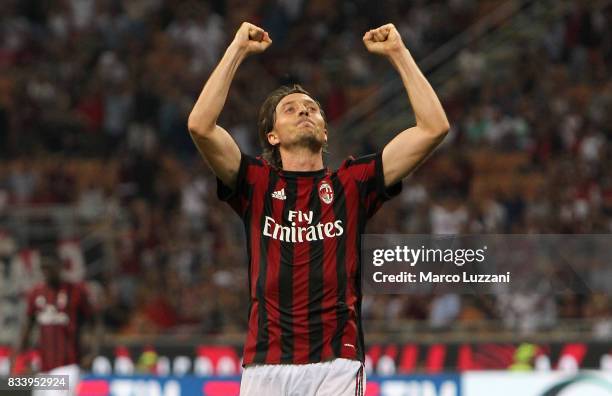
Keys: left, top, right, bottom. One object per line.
{"left": 12, "top": 253, "right": 101, "bottom": 396}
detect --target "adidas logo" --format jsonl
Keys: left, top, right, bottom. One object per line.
{"left": 271, "top": 188, "right": 287, "bottom": 200}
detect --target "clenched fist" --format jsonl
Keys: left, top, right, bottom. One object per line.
{"left": 363, "top": 23, "right": 405, "bottom": 56}
{"left": 232, "top": 22, "right": 272, "bottom": 55}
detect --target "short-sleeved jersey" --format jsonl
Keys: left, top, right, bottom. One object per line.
{"left": 218, "top": 152, "right": 401, "bottom": 365}
{"left": 26, "top": 282, "right": 92, "bottom": 371}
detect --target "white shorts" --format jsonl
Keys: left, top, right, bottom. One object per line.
{"left": 240, "top": 358, "right": 365, "bottom": 396}
{"left": 32, "top": 364, "right": 81, "bottom": 396}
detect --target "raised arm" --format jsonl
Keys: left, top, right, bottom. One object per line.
{"left": 187, "top": 22, "right": 272, "bottom": 189}
{"left": 363, "top": 24, "right": 450, "bottom": 187}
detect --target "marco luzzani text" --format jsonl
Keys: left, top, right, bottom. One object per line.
{"left": 371, "top": 246, "right": 511, "bottom": 284}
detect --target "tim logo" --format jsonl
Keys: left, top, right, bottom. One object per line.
{"left": 318, "top": 181, "right": 334, "bottom": 204}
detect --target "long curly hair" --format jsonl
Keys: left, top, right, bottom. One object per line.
{"left": 257, "top": 84, "right": 327, "bottom": 169}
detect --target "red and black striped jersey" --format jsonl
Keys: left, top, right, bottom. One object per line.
{"left": 26, "top": 282, "right": 92, "bottom": 371}
{"left": 217, "top": 152, "right": 401, "bottom": 365}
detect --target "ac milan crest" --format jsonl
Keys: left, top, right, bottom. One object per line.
{"left": 318, "top": 181, "right": 334, "bottom": 204}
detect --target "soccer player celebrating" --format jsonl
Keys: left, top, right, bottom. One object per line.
{"left": 188, "top": 22, "right": 449, "bottom": 395}
{"left": 13, "top": 254, "right": 101, "bottom": 396}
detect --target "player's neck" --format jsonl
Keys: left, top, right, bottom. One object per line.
{"left": 46, "top": 280, "right": 62, "bottom": 289}
{"left": 280, "top": 148, "right": 324, "bottom": 172}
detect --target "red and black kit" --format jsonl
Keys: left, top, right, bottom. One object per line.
{"left": 26, "top": 282, "right": 92, "bottom": 371}
{"left": 219, "top": 152, "right": 401, "bottom": 366}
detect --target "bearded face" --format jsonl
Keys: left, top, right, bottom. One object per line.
{"left": 267, "top": 93, "right": 327, "bottom": 152}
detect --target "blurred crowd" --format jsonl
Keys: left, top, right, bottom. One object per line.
{"left": 1, "top": 0, "right": 611, "bottom": 340}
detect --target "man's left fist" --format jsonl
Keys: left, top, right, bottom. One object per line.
{"left": 363, "top": 23, "right": 405, "bottom": 56}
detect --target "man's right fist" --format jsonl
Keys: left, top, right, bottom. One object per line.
{"left": 232, "top": 22, "right": 272, "bottom": 55}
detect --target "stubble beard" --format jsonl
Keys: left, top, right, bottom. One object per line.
{"left": 288, "top": 128, "right": 325, "bottom": 153}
